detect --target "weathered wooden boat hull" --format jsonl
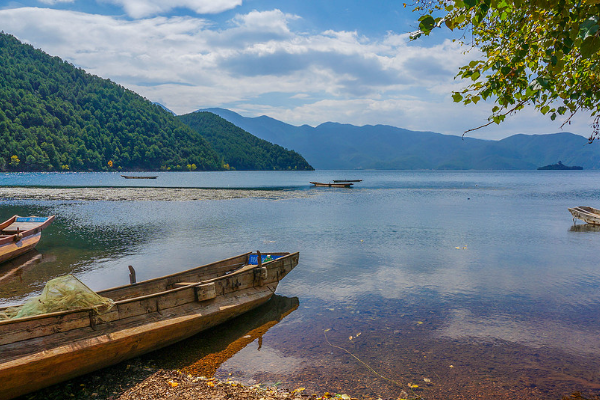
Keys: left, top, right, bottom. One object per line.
{"left": 310, "top": 181, "right": 353, "bottom": 188}
{"left": 121, "top": 175, "right": 158, "bottom": 179}
{"left": 568, "top": 206, "right": 600, "bottom": 225}
{"left": 0, "top": 232, "right": 42, "bottom": 264}
{"left": 0, "top": 251, "right": 298, "bottom": 400}
{"left": 0, "top": 216, "right": 54, "bottom": 264}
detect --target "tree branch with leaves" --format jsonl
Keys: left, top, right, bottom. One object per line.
{"left": 410, "top": 0, "right": 600, "bottom": 141}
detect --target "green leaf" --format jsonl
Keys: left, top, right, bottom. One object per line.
{"left": 541, "top": 105, "right": 550, "bottom": 114}
{"left": 536, "top": 77, "right": 550, "bottom": 89}
{"left": 464, "top": 0, "right": 477, "bottom": 8}
{"left": 581, "top": 36, "right": 600, "bottom": 58}
{"left": 418, "top": 15, "right": 436, "bottom": 33}
{"left": 579, "top": 16, "right": 599, "bottom": 39}
{"left": 452, "top": 93, "right": 464, "bottom": 102}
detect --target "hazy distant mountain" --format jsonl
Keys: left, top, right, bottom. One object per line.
{"left": 201, "top": 108, "right": 600, "bottom": 170}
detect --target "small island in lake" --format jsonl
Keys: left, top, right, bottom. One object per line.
{"left": 537, "top": 161, "right": 583, "bottom": 170}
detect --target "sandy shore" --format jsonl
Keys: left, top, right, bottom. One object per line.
{"left": 0, "top": 187, "right": 315, "bottom": 202}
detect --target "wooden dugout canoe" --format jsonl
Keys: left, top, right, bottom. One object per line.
{"left": 0, "top": 251, "right": 299, "bottom": 399}
{"left": 121, "top": 175, "right": 158, "bottom": 179}
{"left": 0, "top": 215, "right": 54, "bottom": 265}
{"left": 568, "top": 206, "right": 600, "bottom": 225}
{"left": 310, "top": 181, "right": 353, "bottom": 188}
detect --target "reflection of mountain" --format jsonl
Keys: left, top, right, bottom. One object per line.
{"left": 147, "top": 295, "right": 299, "bottom": 376}
{"left": 569, "top": 224, "right": 600, "bottom": 233}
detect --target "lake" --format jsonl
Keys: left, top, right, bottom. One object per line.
{"left": 2, "top": 170, "right": 600, "bottom": 399}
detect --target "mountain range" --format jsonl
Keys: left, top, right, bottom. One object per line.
{"left": 202, "top": 108, "right": 600, "bottom": 170}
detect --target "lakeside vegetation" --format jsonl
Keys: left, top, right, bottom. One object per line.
{"left": 0, "top": 33, "right": 312, "bottom": 172}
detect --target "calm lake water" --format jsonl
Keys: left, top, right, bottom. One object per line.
{"left": 2, "top": 170, "right": 600, "bottom": 399}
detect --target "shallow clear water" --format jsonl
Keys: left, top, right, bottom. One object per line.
{"left": 2, "top": 170, "right": 600, "bottom": 399}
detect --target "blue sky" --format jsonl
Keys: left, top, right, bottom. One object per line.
{"left": 0, "top": 0, "right": 592, "bottom": 139}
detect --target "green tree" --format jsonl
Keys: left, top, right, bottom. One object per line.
{"left": 411, "top": 0, "right": 600, "bottom": 140}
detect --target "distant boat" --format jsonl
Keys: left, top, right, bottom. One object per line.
{"left": 333, "top": 179, "right": 362, "bottom": 183}
{"left": 0, "top": 251, "right": 299, "bottom": 399}
{"left": 310, "top": 181, "right": 353, "bottom": 188}
{"left": 121, "top": 175, "right": 158, "bottom": 179}
{"left": 0, "top": 216, "right": 54, "bottom": 264}
{"left": 568, "top": 206, "right": 600, "bottom": 225}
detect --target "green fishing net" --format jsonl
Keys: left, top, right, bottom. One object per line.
{"left": 0, "top": 274, "right": 114, "bottom": 320}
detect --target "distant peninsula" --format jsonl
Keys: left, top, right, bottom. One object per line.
{"left": 537, "top": 161, "right": 583, "bottom": 170}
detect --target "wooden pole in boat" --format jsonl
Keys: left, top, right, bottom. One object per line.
{"left": 128, "top": 265, "right": 136, "bottom": 284}
{"left": 257, "top": 251, "right": 262, "bottom": 267}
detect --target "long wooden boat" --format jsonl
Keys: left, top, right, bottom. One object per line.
{"left": 0, "top": 251, "right": 299, "bottom": 399}
{"left": 0, "top": 216, "right": 54, "bottom": 264}
{"left": 310, "top": 181, "right": 353, "bottom": 188}
{"left": 568, "top": 206, "right": 600, "bottom": 225}
{"left": 121, "top": 175, "right": 158, "bottom": 179}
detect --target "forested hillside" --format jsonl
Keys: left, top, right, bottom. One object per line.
{"left": 178, "top": 112, "right": 313, "bottom": 170}
{"left": 0, "top": 33, "right": 224, "bottom": 171}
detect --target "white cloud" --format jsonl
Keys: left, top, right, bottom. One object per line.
{"left": 101, "top": 0, "right": 242, "bottom": 18}
{"left": 38, "top": 0, "right": 74, "bottom": 4}
{"left": 0, "top": 6, "right": 591, "bottom": 138}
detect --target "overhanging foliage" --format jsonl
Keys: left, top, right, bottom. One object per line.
{"left": 410, "top": 0, "right": 600, "bottom": 141}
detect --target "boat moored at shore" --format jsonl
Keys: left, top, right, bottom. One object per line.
{"left": 569, "top": 206, "right": 600, "bottom": 225}
{"left": 0, "top": 251, "right": 299, "bottom": 399}
{"left": 0, "top": 216, "right": 54, "bottom": 265}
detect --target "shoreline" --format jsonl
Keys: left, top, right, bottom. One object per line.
{"left": 0, "top": 187, "right": 316, "bottom": 202}
{"left": 22, "top": 362, "right": 359, "bottom": 400}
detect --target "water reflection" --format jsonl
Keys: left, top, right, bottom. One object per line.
{"left": 0, "top": 250, "right": 55, "bottom": 285}
{"left": 435, "top": 308, "right": 600, "bottom": 356}
{"left": 147, "top": 295, "right": 300, "bottom": 376}
{"left": 569, "top": 223, "right": 600, "bottom": 232}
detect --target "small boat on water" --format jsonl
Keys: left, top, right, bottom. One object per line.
{"left": 121, "top": 175, "right": 158, "bottom": 179}
{"left": 0, "top": 251, "right": 299, "bottom": 399}
{"left": 333, "top": 179, "right": 362, "bottom": 183}
{"left": 568, "top": 206, "right": 600, "bottom": 225}
{"left": 0, "top": 216, "right": 54, "bottom": 264}
{"left": 310, "top": 181, "right": 353, "bottom": 188}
